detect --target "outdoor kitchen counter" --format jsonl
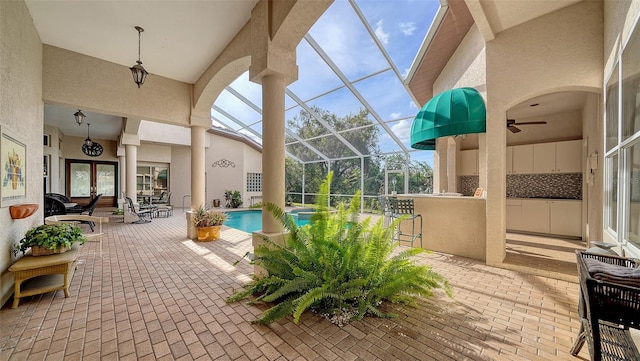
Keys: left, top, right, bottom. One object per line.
{"left": 395, "top": 194, "right": 486, "bottom": 261}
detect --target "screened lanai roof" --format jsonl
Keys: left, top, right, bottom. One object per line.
{"left": 211, "top": 0, "right": 438, "bottom": 166}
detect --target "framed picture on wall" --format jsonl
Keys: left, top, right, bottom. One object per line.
{"left": 1, "top": 127, "right": 27, "bottom": 207}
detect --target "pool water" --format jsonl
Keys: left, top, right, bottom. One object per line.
{"left": 225, "top": 210, "right": 311, "bottom": 233}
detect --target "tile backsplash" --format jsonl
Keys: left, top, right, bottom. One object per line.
{"left": 457, "top": 173, "right": 582, "bottom": 199}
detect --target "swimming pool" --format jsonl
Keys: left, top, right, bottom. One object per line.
{"left": 224, "top": 210, "right": 311, "bottom": 233}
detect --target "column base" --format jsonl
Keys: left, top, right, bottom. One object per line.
{"left": 251, "top": 230, "right": 290, "bottom": 277}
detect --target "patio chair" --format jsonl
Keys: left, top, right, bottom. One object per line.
{"left": 66, "top": 194, "right": 102, "bottom": 231}
{"left": 45, "top": 215, "right": 108, "bottom": 257}
{"left": 572, "top": 250, "right": 640, "bottom": 361}
{"left": 388, "top": 198, "right": 422, "bottom": 248}
{"left": 44, "top": 196, "right": 67, "bottom": 217}
{"left": 153, "top": 192, "right": 173, "bottom": 217}
{"left": 125, "top": 196, "right": 152, "bottom": 224}
{"left": 46, "top": 192, "right": 71, "bottom": 204}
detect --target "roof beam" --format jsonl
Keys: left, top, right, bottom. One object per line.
{"left": 464, "top": 0, "right": 495, "bottom": 41}
{"left": 224, "top": 86, "right": 330, "bottom": 162}
{"left": 305, "top": 34, "right": 409, "bottom": 154}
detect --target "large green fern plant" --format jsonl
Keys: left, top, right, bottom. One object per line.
{"left": 228, "top": 172, "right": 452, "bottom": 325}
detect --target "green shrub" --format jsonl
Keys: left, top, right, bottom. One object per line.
{"left": 228, "top": 172, "right": 452, "bottom": 325}
{"left": 14, "top": 223, "right": 86, "bottom": 256}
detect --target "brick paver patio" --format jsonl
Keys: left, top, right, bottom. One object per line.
{"left": 0, "top": 209, "right": 588, "bottom": 360}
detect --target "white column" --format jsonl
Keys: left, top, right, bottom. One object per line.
{"left": 125, "top": 144, "right": 137, "bottom": 202}
{"left": 118, "top": 154, "right": 126, "bottom": 208}
{"left": 190, "top": 126, "right": 206, "bottom": 210}
{"left": 261, "top": 73, "right": 286, "bottom": 233}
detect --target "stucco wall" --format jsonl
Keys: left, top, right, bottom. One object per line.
{"left": 42, "top": 45, "right": 192, "bottom": 127}
{"left": 169, "top": 146, "right": 191, "bottom": 210}
{"left": 62, "top": 136, "right": 118, "bottom": 161}
{"left": 484, "top": 0, "right": 603, "bottom": 265}
{"left": 434, "top": 24, "right": 486, "bottom": 96}
{"left": 0, "top": 0, "right": 44, "bottom": 306}
{"left": 138, "top": 144, "right": 172, "bottom": 164}
{"left": 206, "top": 134, "right": 246, "bottom": 206}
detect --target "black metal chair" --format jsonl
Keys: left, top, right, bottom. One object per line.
{"left": 125, "top": 196, "right": 152, "bottom": 224}
{"left": 67, "top": 194, "right": 102, "bottom": 214}
{"left": 44, "top": 196, "right": 66, "bottom": 217}
{"left": 67, "top": 194, "right": 102, "bottom": 231}
{"left": 46, "top": 193, "right": 71, "bottom": 204}
{"left": 572, "top": 250, "right": 640, "bottom": 360}
{"left": 388, "top": 198, "right": 422, "bottom": 248}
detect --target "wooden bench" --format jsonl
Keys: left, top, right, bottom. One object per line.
{"left": 8, "top": 246, "right": 79, "bottom": 308}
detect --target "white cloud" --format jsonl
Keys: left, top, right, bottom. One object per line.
{"left": 399, "top": 22, "right": 416, "bottom": 36}
{"left": 390, "top": 112, "right": 402, "bottom": 119}
{"left": 402, "top": 67, "right": 410, "bottom": 78}
{"left": 409, "top": 101, "right": 419, "bottom": 110}
{"left": 375, "top": 20, "right": 389, "bottom": 44}
{"left": 390, "top": 118, "right": 412, "bottom": 140}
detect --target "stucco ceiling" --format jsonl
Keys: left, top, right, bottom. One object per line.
{"left": 25, "top": 0, "right": 258, "bottom": 84}
{"left": 27, "top": 0, "right": 257, "bottom": 142}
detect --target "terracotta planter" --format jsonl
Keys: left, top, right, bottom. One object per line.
{"left": 9, "top": 204, "right": 38, "bottom": 219}
{"left": 197, "top": 225, "right": 221, "bottom": 241}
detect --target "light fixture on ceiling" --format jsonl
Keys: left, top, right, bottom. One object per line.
{"left": 82, "top": 123, "right": 103, "bottom": 157}
{"left": 74, "top": 109, "right": 86, "bottom": 126}
{"left": 129, "top": 26, "right": 148, "bottom": 88}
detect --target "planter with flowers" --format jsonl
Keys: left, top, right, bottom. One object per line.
{"left": 193, "top": 206, "right": 227, "bottom": 241}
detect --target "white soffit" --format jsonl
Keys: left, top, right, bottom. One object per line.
{"left": 25, "top": 0, "right": 258, "bottom": 83}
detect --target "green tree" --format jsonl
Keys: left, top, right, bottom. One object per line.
{"left": 285, "top": 107, "right": 381, "bottom": 201}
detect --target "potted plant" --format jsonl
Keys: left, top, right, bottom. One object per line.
{"left": 13, "top": 223, "right": 86, "bottom": 257}
{"left": 224, "top": 190, "right": 243, "bottom": 208}
{"left": 192, "top": 205, "right": 227, "bottom": 241}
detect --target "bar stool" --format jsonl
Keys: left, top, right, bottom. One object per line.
{"left": 377, "top": 195, "right": 393, "bottom": 227}
{"left": 388, "top": 198, "right": 422, "bottom": 248}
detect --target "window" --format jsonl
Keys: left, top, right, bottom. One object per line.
{"left": 608, "top": 18, "right": 640, "bottom": 254}
{"left": 606, "top": 64, "right": 619, "bottom": 151}
{"left": 247, "top": 173, "right": 262, "bottom": 192}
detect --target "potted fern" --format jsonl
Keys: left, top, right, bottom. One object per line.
{"left": 228, "top": 172, "right": 452, "bottom": 326}
{"left": 14, "top": 223, "right": 86, "bottom": 257}
{"left": 192, "top": 205, "right": 227, "bottom": 241}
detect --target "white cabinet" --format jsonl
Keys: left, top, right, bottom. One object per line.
{"left": 459, "top": 149, "right": 478, "bottom": 175}
{"left": 515, "top": 199, "right": 582, "bottom": 237}
{"left": 556, "top": 140, "right": 582, "bottom": 173}
{"left": 506, "top": 199, "right": 522, "bottom": 230}
{"left": 549, "top": 201, "right": 582, "bottom": 236}
{"left": 511, "top": 144, "right": 534, "bottom": 174}
{"left": 533, "top": 140, "right": 581, "bottom": 174}
{"left": 521, "top": 199, "right": 550, "bottom": 234}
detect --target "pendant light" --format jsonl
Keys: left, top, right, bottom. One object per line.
{"left": 82, "top": 123, "right": 103, "bottom": 157}
{"left": 74, "top": 109, "right": 86, "bottom": 126}
{"left": 129, "top": 26, "right": 148, "bottom": 88}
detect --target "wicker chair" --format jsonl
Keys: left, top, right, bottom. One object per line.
{"left": 572, "top": 250, "right": 640, "bottom": 361}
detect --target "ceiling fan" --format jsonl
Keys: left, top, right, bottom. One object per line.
{"left": 507, "top": 118, "right": 547, "bottom": 133}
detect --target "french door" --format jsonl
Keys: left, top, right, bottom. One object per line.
{"left": 66, "top": 160, "right": 118, "bottom": 208}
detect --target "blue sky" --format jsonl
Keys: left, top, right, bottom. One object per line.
{"left": 212, "top": 0, "right": 439, "bottom": 167}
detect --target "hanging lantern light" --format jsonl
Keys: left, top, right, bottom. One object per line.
{"left": 129, "top": 26, "right": 149, "bottom": 88}
{"left": 74, "top": 109, "right": 86, "bottom": 126}
{"left": 82, "top": 123, "right": 103, "bottom": 156}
